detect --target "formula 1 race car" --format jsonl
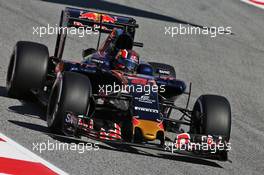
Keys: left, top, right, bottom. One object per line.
{"left": 6, "top": 7, "right": 231, "bottom": 160}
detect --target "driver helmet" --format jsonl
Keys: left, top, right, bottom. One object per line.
{"left": 113, "top": 49, "right": 139, "bottom": 73}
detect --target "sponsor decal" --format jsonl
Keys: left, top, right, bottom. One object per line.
{"left": 134, "top": 95, "right": 156, "bottom": 104}
{"left": 80, "top": 12, "right": 98, "bottom": 21}
{"left": 134, "top": 106, "right": 159, "bottom": 113}
{"left": 80, "top": 12, "right": 117, "bottom": 24}
{"left": 79, "top": 12, "right": 117, "bottom": 31}
{"left": 130, "top": 78, "right": 148, "bottom": 85}
{"left": 65, "top": 113, "right": 78, "bottom": 126}
{"left": 91, "top": 58, "right": 104, "bottom": 64}
{"left": 158, "top": 69, "right": 170, "bottom": 75}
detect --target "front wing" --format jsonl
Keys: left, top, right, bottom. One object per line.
{"left": 62, "top": 112, "right": 230, "bottom": 160}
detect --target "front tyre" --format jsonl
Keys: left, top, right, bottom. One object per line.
{"left": 47, "top": 72, "right": 92, "bottom": 133}
{"left": 190, "top": 95, "right": 231, "bottom": 161}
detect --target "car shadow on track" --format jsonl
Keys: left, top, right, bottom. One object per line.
{"left": 8, "top": 102, "right": 46, "bottom": 120}
{"left": 0, "top": 86, "right": 46, "bottom": 120}
{"left": 0, "top": 85, "right": 46, "bottom": 120}
{"left": 40, "top": 0, "right": 207, "bottom": 28}
{"left": 102, "top": 142, "right": 223, "bottom": 168}
{"left": 9, "top": 120, "right": 49, "bottom": 134}
{"left": 9, "top": 119, "right": 223, "bottom": 168}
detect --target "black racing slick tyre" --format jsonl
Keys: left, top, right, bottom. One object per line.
{"left": 191, "top": 95, "right": 231, "bottom": 161}
{"left": 148, "top": 62, "right": 176, "bottom": 78}
{"left": 191, "top": 95, "right": 231, "bottom": 140}
{"left": 46, "top": 72, "right": 92, "bottom": 133}
{"left": 6, "top": 41, "right": 49, "bottom": 98}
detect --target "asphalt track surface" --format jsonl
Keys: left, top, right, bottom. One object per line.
{"left": 0, "top": 0, "right": 264, "bottom": 174}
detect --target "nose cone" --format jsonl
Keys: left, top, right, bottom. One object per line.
{"left": 133, "top": 119, "right": 164, "bottom": 141}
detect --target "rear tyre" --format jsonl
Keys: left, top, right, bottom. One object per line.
{"left": 6, "top": 41, "right": 49, "bottom": 98}
{"left": 191, "top": 95, "right": 231, "bottom": 161}
{"left": 148, "top": 62, "right": 176, "bottom": 78}
{"left": 47, "top": 72, "right": 92, "bottom": 133}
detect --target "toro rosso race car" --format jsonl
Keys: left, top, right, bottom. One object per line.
{"left": 6, "top": 7, "right": 231, "bottom": 160}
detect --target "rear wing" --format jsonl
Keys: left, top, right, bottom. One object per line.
{"left": 55, "top": 7, "right": 139, "bottom": 58}
{"left": 66, "top": 7, "right": 138, "bottom": 33}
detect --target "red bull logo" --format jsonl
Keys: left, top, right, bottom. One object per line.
{"left": 79, "top": 12, "right": 117, "bottom": 23}
{"left": 80, "top": 12, "right": 98, "bottom": 21}
{"left": 101, "top": 14, "right": 117, "bottom": 23}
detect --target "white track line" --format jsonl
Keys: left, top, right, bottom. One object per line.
{"left": 241, "top": 0, "right": 264, "bottom": 9}
{"left": 0, "top": 133, "right": 68, "bottom": 175}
